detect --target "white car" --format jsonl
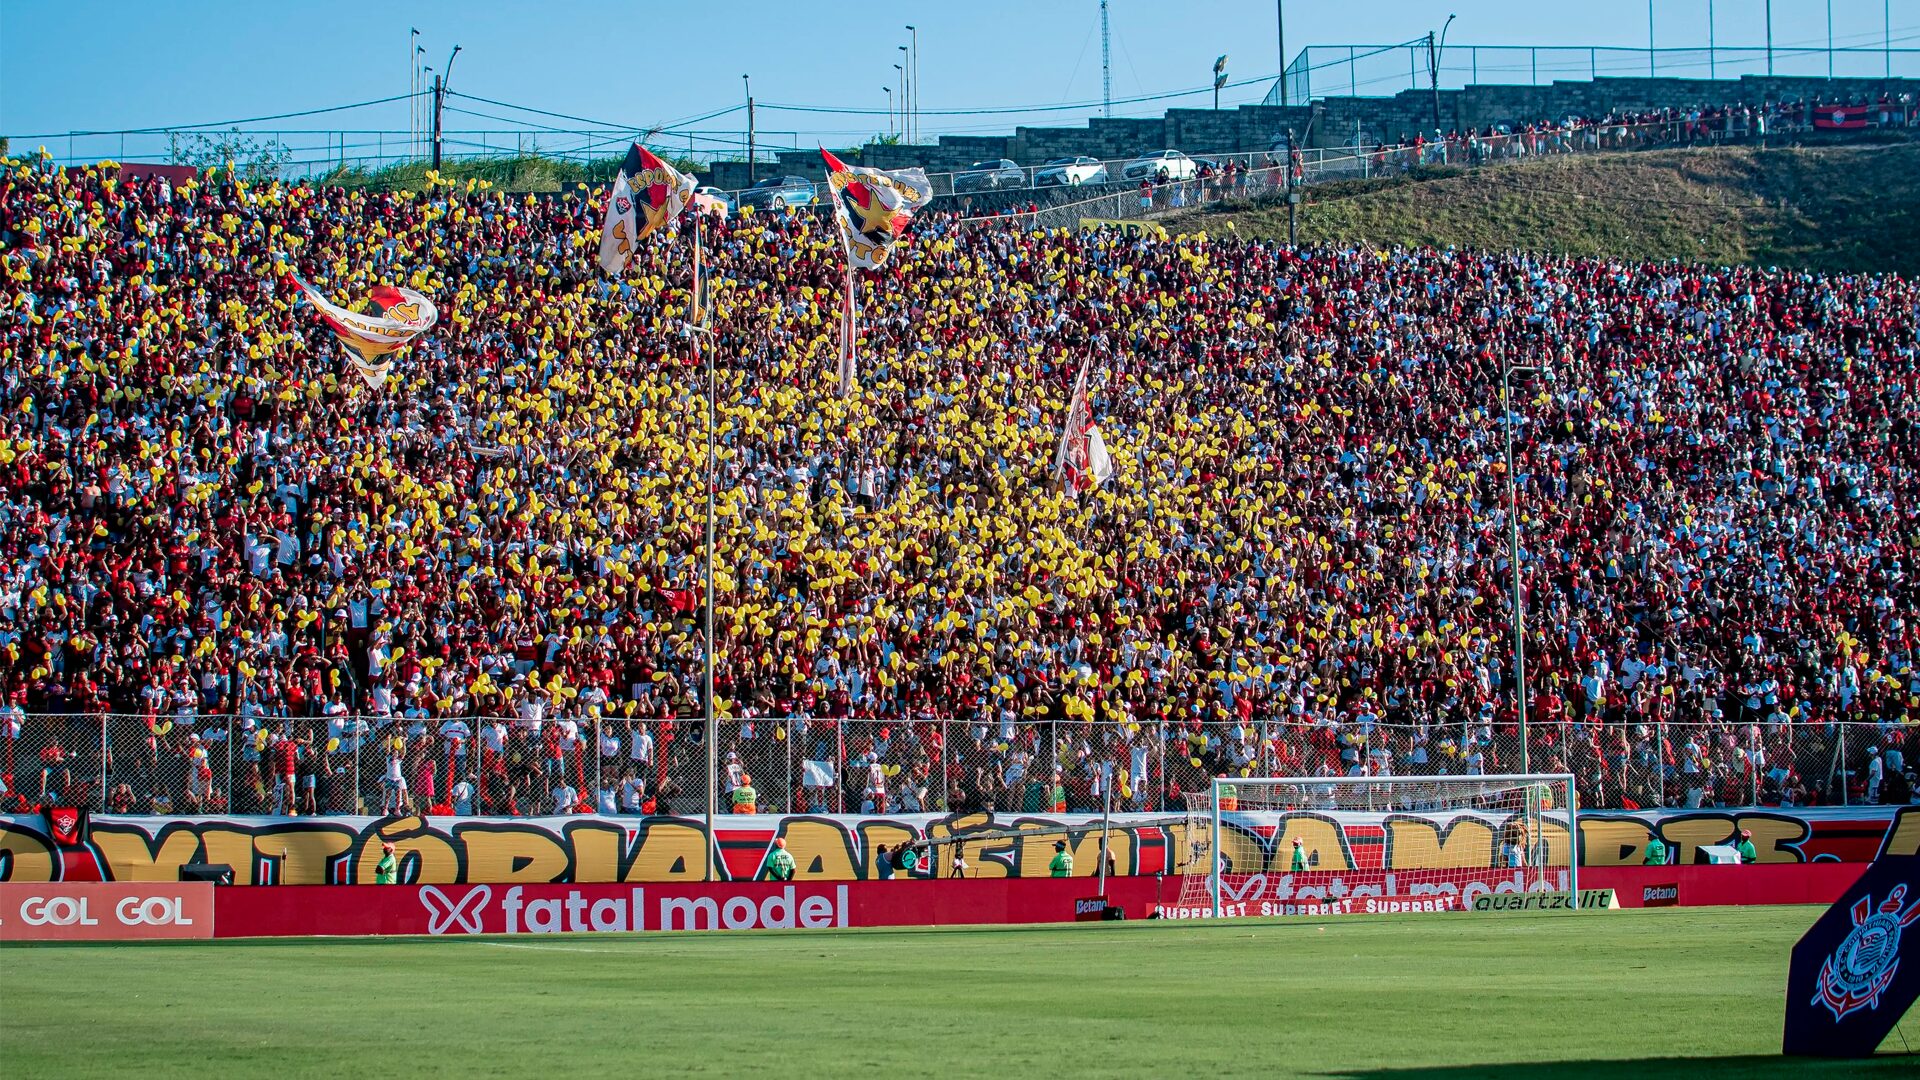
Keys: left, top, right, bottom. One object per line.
{"left": 1033, "top": 156, "right": 1109, "bottom": 187}
{"left": 1121, "top": 150, "right": 1198, "bottom": 182}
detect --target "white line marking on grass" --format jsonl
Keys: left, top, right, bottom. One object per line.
{"left": 470, "top": 940, "right": 617, "bottom": 954}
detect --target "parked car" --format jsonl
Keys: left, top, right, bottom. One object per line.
{"left": 1120, "top": 149, "right": 1198, "bottom": 182}
{"left": 692, "top": 185, "right": 733, "bottom": 216}
{"left": 952, "top": 159, "right": 1025, "bottom": 193}
{"left": 735, "top": 175, "right": 815, "bottom": 210}
{"left": 1033, "top": 156, "right": 1109, "bottom": 187}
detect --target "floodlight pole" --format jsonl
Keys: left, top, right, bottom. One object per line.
{"left": 431, "top": 45, "right": 460, "bottom": 171}
{"left": 687, "top": 212, "right": 719, "bottom": 882}
{"left": 1503, "top": 364, "right": 1541, "bottom": 776}
{"left": 1099, "top": 773, "right": 1112, "bottom": 898}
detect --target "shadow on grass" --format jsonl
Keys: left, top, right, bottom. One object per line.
{"left": 1315, "top": 1052, "right": 1915, "bottom": 1080}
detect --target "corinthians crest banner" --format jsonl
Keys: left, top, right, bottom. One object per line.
{"left": 1783, "top": 855, "right": 1920, "bottom": 1057}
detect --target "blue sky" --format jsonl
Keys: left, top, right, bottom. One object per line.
{"left": 2, "top": 1, "right": 1911, "bottom": 167}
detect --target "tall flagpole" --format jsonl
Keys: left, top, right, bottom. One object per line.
{"left": 695, "top": 211, "right": 718, "bottom": 882}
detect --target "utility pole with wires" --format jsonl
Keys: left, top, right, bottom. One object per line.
{"left": 1101, "top": 0, "right": 1112, "bottom": 119}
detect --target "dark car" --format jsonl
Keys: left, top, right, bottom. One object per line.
{"left": 952, "top": 159, "right": 1024, "bottom": 193}
{"left": 735, "top": 175, "right": 816, "bottom": 210}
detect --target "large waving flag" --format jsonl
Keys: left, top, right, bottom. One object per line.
{"left": 1054, "top": 357, "right": 1115, "bottom": 493}
{"left": 291, "top": 277, "right": 437, "bottom": 389}
{"left": 598, "top": 143, "right": 696, "bottom": 276}
{"left": 819, "top": 148, "right": 933, "bottom": 270}
{"left": 820, "top": 148, "right": 932, "bottom": 396}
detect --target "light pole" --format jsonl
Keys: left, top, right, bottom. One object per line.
{"left": 1428, "top": 13, "right": 1456, "bottom": 132}
{"left": 1647, "top": 1, "right": 1655, "bottom": 77}
{"left": 1276, "top": 1, "right": 1287, "bottom": 105}
{"left": 1766, "top": 0, "right": 1773, "bottom": 77}
{"left": 883, "top": 87, "right": 894, "bottom": 139}
{"left": 685, "top": 216, "right": 718, "bottom": 883}
{"left": 1503, "top": 363, "right": 1543, "bottom": 775}
{"left": 743, "top": 74, "right": 755, "bottom": 186}
{"left": 905, "top": 25, "right": 918, "bottom": 143}
{"left": 431, "top": 44, "right": 460, "bottom": 171}
{"left": 898, "top": 44, "right": 910, "bottom": 141}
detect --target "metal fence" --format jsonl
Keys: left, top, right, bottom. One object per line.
{"left": 5, "top": 712, "right": 1911, "bottom": 818}
{"left": 908, "top": 109, "right": 1905, "bottom": 235}
{"left": 1272, "top": 43, "right": 1920, "bottom": 105}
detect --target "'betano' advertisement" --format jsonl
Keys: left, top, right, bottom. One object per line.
{"left": 1, "top": 806, "right": 1915, "bottom": 886}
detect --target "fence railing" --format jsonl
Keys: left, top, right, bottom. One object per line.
{"left": 813, "top": 110, "right": 1911, "bottom": 236}
{"left": 4, "top": 712, "right": 1911, "bottom": 818}
{"left": 1272, "top": 43, "right": 1920, "bottom": 106}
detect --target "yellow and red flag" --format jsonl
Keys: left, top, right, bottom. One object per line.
{"left": 598, "top": 143, "right": 695, "bottom": 276}
{"left": 819, "top": 148, "right": 933, "bottom": 271}
{"left": 291, "top": 277, "right": 437, "bottom": 389}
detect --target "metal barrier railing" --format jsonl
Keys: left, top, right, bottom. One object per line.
{"left": 3, "top": 713, "right": 1908, "bottom": 818}
{"left": 1273, "top": 43, "right": 1920, "bottom": 106}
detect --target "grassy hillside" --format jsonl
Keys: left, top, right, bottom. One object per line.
{"left": 1176, "top": 141, "right": 1920, "bottom": 274}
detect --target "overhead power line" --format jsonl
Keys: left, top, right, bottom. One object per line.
{"left": 2, "top": 91, "right": 428, "bottom": 140}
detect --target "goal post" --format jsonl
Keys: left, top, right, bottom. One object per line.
{"left": 1177, "top": 774, "right": 1578, "bottom": 918}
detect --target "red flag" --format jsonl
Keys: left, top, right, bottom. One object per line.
{"left": 1813, "top": 105, "right": 1873, "bottom": 130}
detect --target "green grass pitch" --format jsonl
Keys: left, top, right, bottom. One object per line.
{"left": 3, "top": 906, "right": 1913, "bottom": 1078}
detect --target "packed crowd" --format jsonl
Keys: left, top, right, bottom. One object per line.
{"left": 1, "top": 151, "right": 1917, "bottom": 819}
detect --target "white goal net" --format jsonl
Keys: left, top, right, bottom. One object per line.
{"left": 1171, "top": 774, "right": 1578, "bottom": 918}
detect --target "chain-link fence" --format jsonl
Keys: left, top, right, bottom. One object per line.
{"left": 4, "top": 712, "right": 1912, "bottom": 817}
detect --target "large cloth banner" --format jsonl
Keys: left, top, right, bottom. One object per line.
{"left": 2, "top": 806, "right": 1916, "bottom": 886}
{"left": 1783, "top": 856, "right": 1920, "bottom": 1057}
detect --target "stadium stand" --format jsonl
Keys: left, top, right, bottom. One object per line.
{"left": 0, "top": 153, "right": 1916, "bottom": 819}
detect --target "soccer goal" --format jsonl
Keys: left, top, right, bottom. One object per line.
{"left": 1173, "top": 774, "right": 1578, "bottom": 918}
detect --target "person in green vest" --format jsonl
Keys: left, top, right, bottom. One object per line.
{"left": 374, "top": 841, "right": 398, "bottom": 884}
{"left": 1049, "top": 839, "right": 1074, "bottom": 877}
{"left": 1289, "top": 837, "right": 1310, "bottom": 872}
{"left": 1643, "top": 835, "right": 1668, "bottom": 866}
{"left": 759, "top": 837, "right": 795, "bottom": 881}
{"left": 1735, "top": 829, "right": 1758, "bottom": 864}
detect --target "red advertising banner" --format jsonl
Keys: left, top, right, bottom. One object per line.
{"left": 213, "top": 878, "right": 1173, "bottom": 938}
{"left": 0, "top": 882, "right": 213, "bottom": 941}
{"left": 1583, "top": 863, "right": 1867, "bottom": 909}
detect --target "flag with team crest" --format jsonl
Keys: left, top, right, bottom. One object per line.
{"left": 819, "top": 148, "right": 932, "bottom": 395}
{"left": 819, "top": 148, "right": 933, "bottom": 271}
{"left": 598, "top": 143, "right": 695, "bottom": 276}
